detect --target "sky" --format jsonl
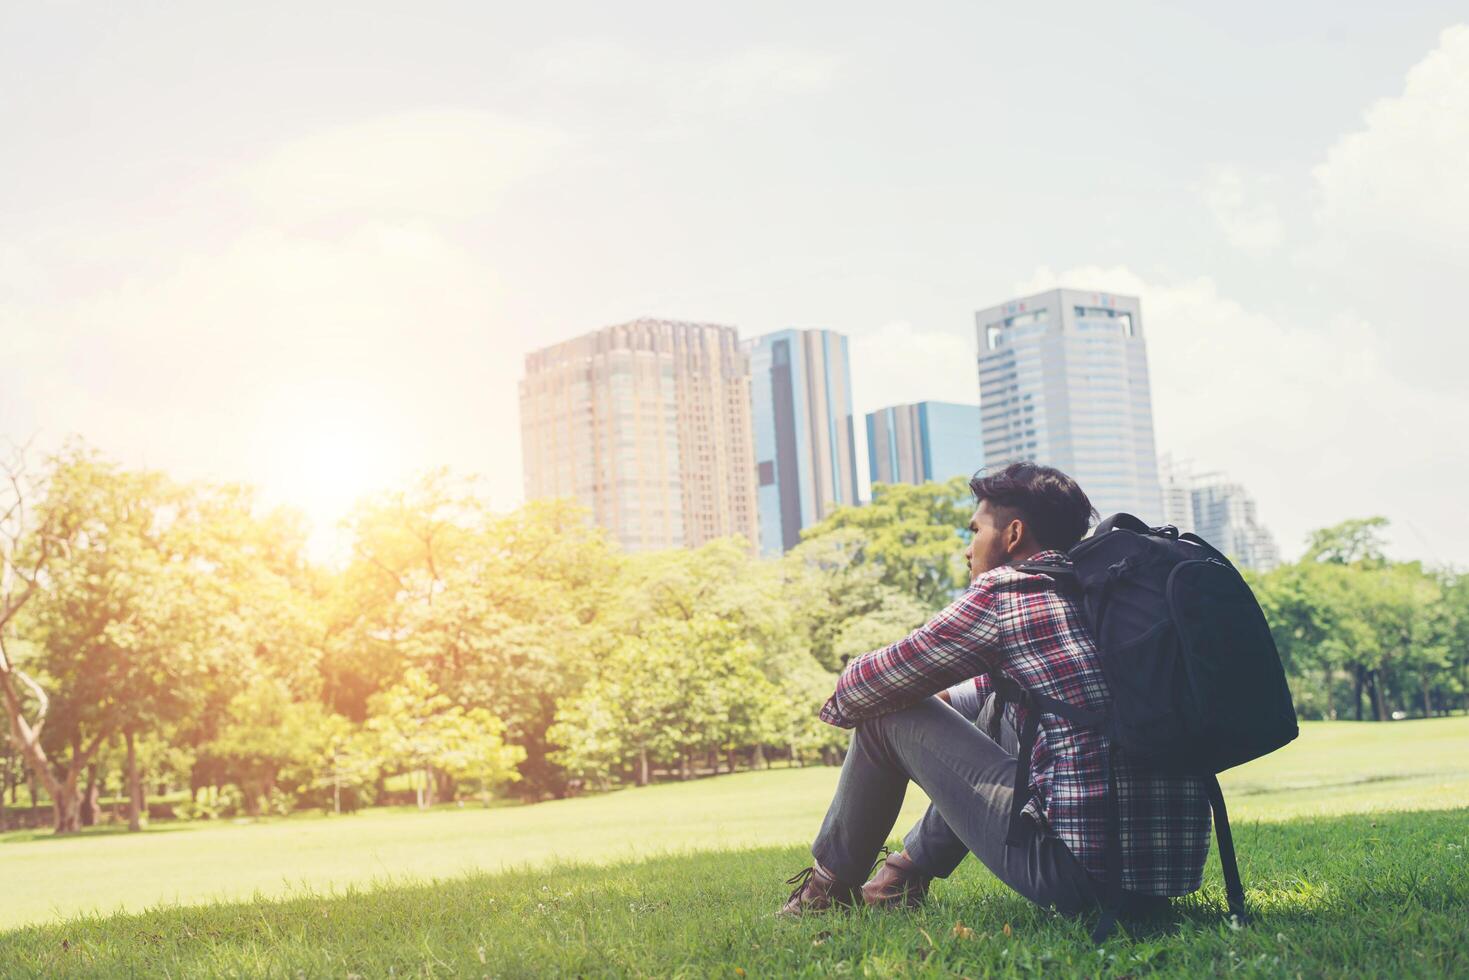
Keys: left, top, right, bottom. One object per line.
{"left": 3, "top": 2, "right": 1467, "bottom": 565}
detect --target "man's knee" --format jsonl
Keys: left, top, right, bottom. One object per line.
{"left": 855, "top": 697, "right": 952, "bottom": 748}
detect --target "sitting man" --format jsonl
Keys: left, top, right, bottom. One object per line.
{"left": 780, "top": 462, "right": 1210, "bottom": 921}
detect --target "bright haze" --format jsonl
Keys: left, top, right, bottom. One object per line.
{"left": 4, "top": 4, "right": 1467, "bottom": 564}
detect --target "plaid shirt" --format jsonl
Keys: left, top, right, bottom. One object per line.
{"left": 820, "top": 552, "right": 1211, "bottom": 896}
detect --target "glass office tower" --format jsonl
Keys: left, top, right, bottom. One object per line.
{"left": 975, "top": 289, "right": 1163, "bottom": 522}
{"left": 747, "top": 329, "right": 860, "bottom": 556}
{"left": 866, "top": 401, "right": 983, "bottom": 486}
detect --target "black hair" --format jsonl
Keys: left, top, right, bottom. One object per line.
{"left": 967, "top": 461, "right": 1098, "bottom": 551}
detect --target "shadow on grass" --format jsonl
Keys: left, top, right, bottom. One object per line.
{"left": 1227, "top": 770, "right": 1460, "bottom": 796}
{"left": 0, "top": 823, "right": 199, "bottom": 846}
{"left": 1, "top": 807, "right": 1465, "bottom": 976}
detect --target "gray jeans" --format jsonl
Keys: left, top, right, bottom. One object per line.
{"left": 811, "top": 692, "right": 1099, "bottom": 915}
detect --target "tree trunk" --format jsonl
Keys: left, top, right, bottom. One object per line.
{"left": 1353, "top": 665, "right": 1365, "bottom": 721}
{"left": 53, "top": 781, "right": 81, "bottom": 834}
{"left": 126, "top": 729, "right": 143, "bottom": 832}
{"left": 753, "top": 745, "right": 767, "bottom": 770}
{"left": 0, "top": 667, "right": 72, "bottom": 828}
{"left": 1323, "top": 664, "right": 1336, "bottom": 720}
{"left": 680, "top": 754, "right": 691, "bottom": 781}
{"left": 1372, "top": 670, "right": 1389, "bottom": 721}
{"left": 331, "top": 750, "right": 341, "bottom": 816}
{"left": 51, "top": 748, "right": 92, "bottom": 834}
{"left": 1422, "top": 678, "right": 1432, "bottom": 719}
{"left": 243, "top": 782, "right": 262, "bottom": 817}
{"left": 80, "top": 764, "right": 99, "bottom": 827}
{"left": 259, "top": 771, "right": 280, "bottom": 816}
{"left": 435, "top": 768, "right": 454, "bottom": 804}
{"left": 637, "top": 745, "right": 649, "bottom": 787}
{"left": 726, "top": 749, "right": 737, "bottom": 774}
{"left": 790, "top": 740, "right": 801, "bottom": 768}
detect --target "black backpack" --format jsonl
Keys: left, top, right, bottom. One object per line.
{"left": 986, "top": 513, "right": 1298, "bottom": 942}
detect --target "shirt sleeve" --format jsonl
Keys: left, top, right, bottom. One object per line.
{"left": 819, "top": 577, "right": 1009, "bottom": 728}
{"left": 971, "top": 671, "right": 994, "bottom": 700}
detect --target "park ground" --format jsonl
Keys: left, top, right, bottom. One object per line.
{"left": 1, "top": 717, "right": 1467, "bottom": 977}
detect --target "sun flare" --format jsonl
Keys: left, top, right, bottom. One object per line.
{"left": 253, "top": 384, "right": 408, "bottom": 555}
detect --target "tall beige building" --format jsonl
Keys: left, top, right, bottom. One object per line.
{"left": 519, "top": 318, "right": 758, "bottom": 552}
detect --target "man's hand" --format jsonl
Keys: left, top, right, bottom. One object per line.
{"left": 936, "top": 688, "right": 952, "bottom": 705}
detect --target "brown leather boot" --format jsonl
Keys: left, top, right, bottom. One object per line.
{"left": 861, "top": 850, "right": 931, "bottom": 909}
{"left": 778, "top": 862, "right": 860, "bottom": 917}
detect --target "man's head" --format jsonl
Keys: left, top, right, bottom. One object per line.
{"left": 963, "top": 462, "right": 1097, "bottom": 582}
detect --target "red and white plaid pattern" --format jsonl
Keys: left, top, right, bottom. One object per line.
{"left": 820, "top": 552, "right": 1211, "bottom": 896}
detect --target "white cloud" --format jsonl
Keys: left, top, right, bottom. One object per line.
{"left": 707, "top": 45, "right": 843, "bottom": 103}
{"left": 1200, "top": 166, "right": 1284, "bottom": 256}
{"left": 2, "top": 110, "right": 552, "bottom": 553}
{"left": 1312, "top": 24, "right": 1469, "bottom": 244}
{"left": 848, "top": 320, "right": 977, "bottom": 499}
{"left": 1304, "top": 23, "right": 1469, "bottom": 389}
{"left": 1013, "top": 264, "right": 1469, "bottom": 564}
{"left": 1161, "top": 23, "right": 1469, "bottom": 562}
{"left": 235, "top": 109, "right": 562, "bottom": 223}
{"left": 9, "top": 221, "right": 520, "bottom": 513}
{"left": 849, "top": 320, "right": 976, "bottom": 415}
{"left": 525, "top": 40, "right": 842, "bottom": 114}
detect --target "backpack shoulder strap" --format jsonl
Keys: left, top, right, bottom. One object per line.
{"left": 1013, "top": 560, "right": 1081, "bottom": 592}
{"left": 1094, "top": 513, "right": 1150, "bottom": 536}
{"left": 1090, "top": 744, "right": 1125, "bottom": 943}
{"left": 988, "top": 669, "right": 1110, "bottom": 850}
{"left": 1205, "top": 773, "right": 1250, "bottom": 926}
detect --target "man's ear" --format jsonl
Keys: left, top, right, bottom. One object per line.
{"left": 1006, "top": 518, "right": 1026, "bottom": 553}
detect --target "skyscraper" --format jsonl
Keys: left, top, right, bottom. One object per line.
{"left": 1154, "top": 454, "right": 1281, "bottom": 571}
{"left": 519, "top": 318, "right": 757, "bottom": 553}
{"left": 1158, "top": 452, "right": 1197, "bottom": 530}
{"left": 866, "top": 401, "right": 983, "bottom": 487}
{"left": 747, "top": 329, "right": 860, "bottom": 556}
{"left": 975, "top": 288, "right": 1163, "bottom": 521}
{"left": 1190, "top": 476, "right": 1281, "bottom": 571}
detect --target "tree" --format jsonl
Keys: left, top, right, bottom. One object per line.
{"left": 1256, "top": 516, "right": 1468, "bottom": 722}
{"left": 550, "top": 616, "right": 767, "bottom": 784}
{"left": 2, "top": 445, "right": 232, "bottom": 832}
{"left": 795, "top": 478, "right": 972, "bottom": 611}
{"left": 396, "top": 498, "right": 619, "bottom": 799}
{"left": 1303, "top": 517, "right": 1390, "bottom": 567}
{"left": 0, "top": 443, "right": 69, "bottom": 831}
{"left": 197, "top": 675, "right": 342, "bottom": 815}
{"left": 1254, "top": 560, "right": 1375, "bottom": 720}
{"left": 362, "top": 669, "right": 523, "bottom": 808}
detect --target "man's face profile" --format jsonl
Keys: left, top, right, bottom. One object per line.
{"left": 964, "top": 500, "right": 1019, "bottom": 583}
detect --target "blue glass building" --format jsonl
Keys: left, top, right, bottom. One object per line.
{"left": 866, "top": 401, "right": 983, "bottom": 487}
{"left": 747, "top": 329, "right": 860, "bottom": 556}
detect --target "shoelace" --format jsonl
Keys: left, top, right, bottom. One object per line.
{"left": 869, "top": 846, "right": 891, "bottom": 878}
{"left": 783, "top": 866, "right": 819, "bottom": 906}
{"left": 785, "top": 849, "right": 894, "bottom": 908}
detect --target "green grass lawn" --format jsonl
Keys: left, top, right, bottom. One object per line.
{"left": 2, "top": 718, "right": 1467, "bottom": 977}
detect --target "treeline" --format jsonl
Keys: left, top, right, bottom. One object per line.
{"left": 1250, "top": 518, "right": 1469, "bottom": 721}
{"left": 1, "top": 445, "right": 1464, "bottom": 835}
{"left": 0, "top": 444, "right": 965, "bottom": 832}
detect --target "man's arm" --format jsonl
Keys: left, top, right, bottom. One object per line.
{"left": 819, "top": 579, "right": 1007, "bottom": 728}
